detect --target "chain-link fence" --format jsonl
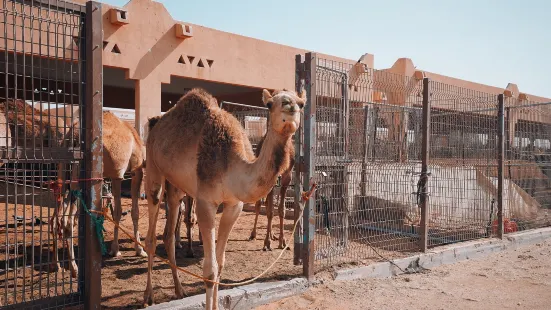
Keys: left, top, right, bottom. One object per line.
{"left": 298, "top": 52, "right": 551, "bottom": 275}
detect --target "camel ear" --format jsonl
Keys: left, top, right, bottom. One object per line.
{"left": 262, "top": 89, "right": 273, "bottom": 108}
{"left": 298, "top": 89, "right": 306, "bottom": 101}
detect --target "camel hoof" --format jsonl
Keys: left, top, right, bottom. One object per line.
{"left": 262, "top": 246, "right": 272, "bottom": 251}
{"left": 49, "top": 263, "right": 60, "bottom": 273}
{"left": 175, "top": 284, "right": 186, "bottom": 299}
{"left": 136, "top": 249, "right": 148, "bottom": 258}
{"left": 144, "top": 290, "right": 154, "bottom": 307}
{"left": 248, "top": 233, "right": 256, "bottom": 241}
{"left": 70, "top": 263, "right": 78, "bottom": 278}
{"left": 110, "top": 250, "right": 122, "bottom": 258}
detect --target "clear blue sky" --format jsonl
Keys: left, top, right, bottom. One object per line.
{"left": 102, "top": 0, "right": 551, "bottom": 98}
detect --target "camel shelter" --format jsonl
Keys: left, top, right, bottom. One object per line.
{"left": 2, "top": 0, "right": 550, "bottom": 139}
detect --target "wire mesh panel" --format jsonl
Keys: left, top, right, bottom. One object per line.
{"left": 427, "top": 82, "right": 499, "bottom": 246}
{"left": 310, "top": 56, "right": 424, "bottom": 270}
{"left": 0, "top": 0, "right": 88, "bottom": 308}
{"left": 504, "top": 99, "right": 551, "bottom": 233}
{"left": 219, "top": 100, "right": 298, "bottom": 215}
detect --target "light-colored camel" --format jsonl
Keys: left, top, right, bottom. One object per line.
{"left": 50, "top": 110, "right": 147, "bottom": 278}
{"left": 248, "top": 134, "right": 296, "bottom": 251}
{"left": 143, "top": 88, "right": 305, "bottom": 309}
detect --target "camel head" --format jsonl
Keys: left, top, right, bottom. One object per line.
{"left": 262, "top": 89, "right": 305, "bottom": 137}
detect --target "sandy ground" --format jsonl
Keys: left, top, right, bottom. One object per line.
{"left": 100, "top": 197, "right": 302, "bottom": 309}
{"left": 257, "top": 239, "right": 551, "bottom": 310}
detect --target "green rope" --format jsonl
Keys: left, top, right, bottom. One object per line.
{"left": 71, "top": 190, "right": 108, "bottom": 256}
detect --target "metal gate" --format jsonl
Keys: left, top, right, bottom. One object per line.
{"left": 0, "top": 1, "right": 102, "bottom": 308}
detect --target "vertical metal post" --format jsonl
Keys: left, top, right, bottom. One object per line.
{"left": 303, "top": 52, "right": 317, "bottom": 279}
{"left": 84, "top": 2, "right": 103, "bottom": 309}
{"left": 360, "top": 105, "right": 370, "bottom": 196}
{"left": 497, "top": 94, "right": 505, "bottom": 239}
{"left": 293, "top": 54, "right": 304, "bottom": 265}
{"left": 342, "top": 74, "right": 349, "bottom": 158}
{"left": 419, "top": 78, "right": 431, "bottom": 252}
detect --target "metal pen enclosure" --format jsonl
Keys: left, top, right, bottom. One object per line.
{"left": 0, "top": 1, "right": 103, "bottom": 309}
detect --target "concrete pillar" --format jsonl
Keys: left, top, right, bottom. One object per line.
{"left": 135, "top": 77, "right": 161, "bottom": 141}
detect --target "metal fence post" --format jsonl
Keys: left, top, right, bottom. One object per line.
{"left": 419, "top": 77, "right": 431, "bottom": 252}
{"left": 84, "top": 1, "right": 103, "bottom": 308}
{"left": 497, "top": 94, "right": 505, "bottom": 239}
{"left": 294, "top": 54, "right": 305, "bottom": 265}
{"left": 303, "top": 52, "right": 317, "bottom": 278}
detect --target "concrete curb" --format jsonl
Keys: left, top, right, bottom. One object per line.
{"left": 334, "top": 227, "right": 551, "bottom": 281}
{"left": 148, "top": 278, "right": 312, "bottom": 310}
{"left": 147, "top": 227, "right": 551, "bottom": 310}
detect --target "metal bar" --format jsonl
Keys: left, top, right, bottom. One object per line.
{"left": 302, "top": 52, "right": 316, "bottom": 279}
{"left": 219, "top": 101, "right": 269, "bottom": 111}
{"left": 20, "top": 0, "right": 86, "bottom": 13}
{"left": 431, "top": 101, "right": 551, "bottom": 118}
{"left": 293, "top": 54, "right": 304, "bottom": 265}
{"left": 84, "top": 2, "right": 103, "bottom": 308}
{"left": 419, "top": 77, "right": 431, "bottom": 252}
{"left": 317, "top": 65, "right": 346, "bottom": 76}
{"left": 497, "top": 94, "right": 505, "bottom": 239}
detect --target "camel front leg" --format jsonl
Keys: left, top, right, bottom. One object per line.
{"left": 109, "top": 178, "right": 123, "bottom": 257}
{"left": 163, "top": 183, "right": 185, "bottom": 299}
{"left": 184, "top": 195, "right": 196, "bottom": 258}
{"left": 66, "top": 162, "right": 80, "bottom": 278}
{"left": 263, "top": 190, "right": 275, "bottom": 251}
{"left": 277, "top": 184, "right": 289, "bottom": 249}
{"left": 49, "top": 164, "right": 65, "bottom": 272}
{"left": 131, "top": 169, "right": 147, "bottom": 257}
{"left": 248, "top": 199, "right": 261, "bottom": 240}
{"left": 196, "top": 198, "right": 218, "bottom": 310}
{"left": 213, "top": 201, "right": 243, "bottom": 309}
{"left": 143, "top": 177, "right": 164, "bottom": 306}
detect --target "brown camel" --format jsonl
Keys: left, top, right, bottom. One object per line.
{"left": 143, "top": 88, "right": 304, "bottom": 309}
{"left": 248, "top": 134, "right": 295, "bottom": 251}
{"left": 148, "top": 115, "right": 199, "bottom": 257}
{"left": 50, "top": 110, "right": 147, "bottom": 278}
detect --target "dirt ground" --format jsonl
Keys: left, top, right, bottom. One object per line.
{"left": 100, "top": 197, "right": 302, "bottom": 309}
{"left": 257, "top": 239, "right": 551, "bottom": 310}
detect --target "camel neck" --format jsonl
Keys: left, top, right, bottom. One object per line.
{"left": 240, "top": 129, "right": 292, "bottom": 202}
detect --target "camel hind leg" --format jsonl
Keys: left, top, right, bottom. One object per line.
{"left": 162, "top": 182, "right": 185, "bottom": 298}
{"left": 143, "top": 161, "right": 165, "bottom": 306}
{"left": 263, "top": 190, "right": 275, "bottom": 251}
{"left": 131, "top": 168, "right": 147, "bottom": 257}
{"left": 109, "top": 178, "right": 123, "bottom": 257}
{"left": 248, "top": 199, "right": 261, "bottom": 240}
{"left": 184, "top": 195, "right": 198, "bottom": 257}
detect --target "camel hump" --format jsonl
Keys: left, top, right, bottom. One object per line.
{"left": 177, "top": 88, "right": 218, "bottom": 111}
{"left": 147, "top": 115, "right": 162, "bottom": 131}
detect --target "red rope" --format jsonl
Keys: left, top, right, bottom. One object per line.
{"left": 44, "top": 177, "right": 104, "bottom": 185}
